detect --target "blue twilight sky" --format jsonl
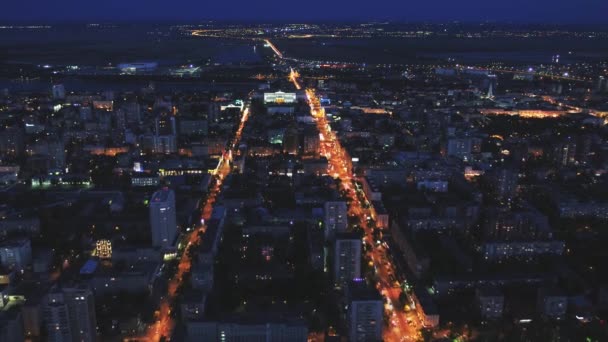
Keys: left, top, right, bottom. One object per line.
{"left": 1, "top": 0, "right": 607, "bottom": 24}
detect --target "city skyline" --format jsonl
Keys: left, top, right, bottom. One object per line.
{"left": 0, "top": 8, "right": 607, "bottom": 342}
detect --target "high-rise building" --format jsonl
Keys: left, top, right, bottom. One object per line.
{"left": 346, "top": 280, "right": 383, "bottom": 342}
{"left": 122, "top": 102, "right": 141, "bottom": 124}
{"left": 141, "top": 135, "right": 177, "bottom": 154}
{"left": 149, "top": 188, "right": 177, "bottom": 248}
{"left": 155, "top": 116, "right": 177, "bottom": 136}
{"left": 52, "top": 84, "right": 66, "bottom": 100}
{"left": 489, "top": 168, "right": 518, "bottom": 201}
{"left": 44, "top": 285, "right": 97, "bottom": 342}
{"left": 597, "top": 76, "right": 607, "bottom": 93}
{"left": 324, "top": 201, "right": 348, "bottom": 241}
{"left": 44, "top": 291, "right": 71, "bottom": 341}
{"left": 153, "top": 135, "right": 177, "bottom": 154}
{"left": 113, "top": 109, "right": 127, "bottom": 131}
{"left": 334, "top": 233, "right": 361, "bottom": 287}
{"left": 553, "top": 137, "right": 577, "bottom": 166}
{"left": 207, "top": 102, "right": 220, "bottom": 123}
{"left": 64, "top": 287, "right": 97, "bottom": 342}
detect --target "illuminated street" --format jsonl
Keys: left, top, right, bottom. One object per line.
{"left": 141, "top": 106, "right": 251, "bottom": 341}
{"left": 264, "top": 39, "right": 284, "bottom": 59}
{"left": 287, "top": 59, "right": 421, "bottom": 341}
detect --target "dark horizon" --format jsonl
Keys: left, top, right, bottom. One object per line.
{"left": 1, "top": 19, "right": 608, "bottom": 30}
{"left": 2, "top": 0, "right": 608, "bottom": 25}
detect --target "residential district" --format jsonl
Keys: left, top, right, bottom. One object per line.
{"left": 0, "top": 23, "right": 608, "bottom": 342}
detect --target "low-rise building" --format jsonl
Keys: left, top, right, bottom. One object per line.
{"left": 476, "top": 287, "right": 504, "bottom": 320}
{"left": 537, "top": 287, "right": 567, "bottom": 320}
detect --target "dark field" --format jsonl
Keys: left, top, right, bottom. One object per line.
{"left": 3, "top": 25, "right": 608, "bottom": 67}
{"left": 275, "top": 37, "right": 608, "bottom": 64}
{"left": 0, "top": 26, "right": 260, "bottom": 66}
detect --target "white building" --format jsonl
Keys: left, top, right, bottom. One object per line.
{"left": 263, "top": 91, "right": 297, "bottom": 104}
{"left": 149, "top": 188, "right": 177, "bottom": 248}
{"left": 117, "top": 62, "right": 158, "bottom": 74}
{"left": 131, "top": 174, "right": 160, "bottom": 187}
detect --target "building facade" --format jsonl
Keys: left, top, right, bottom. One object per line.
{"left": 149, "top": 188, "right": 178, "bottom": 248}
{"left": 334, "top": 233, "right": 362, "bottom": 287}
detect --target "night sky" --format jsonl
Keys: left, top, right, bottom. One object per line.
{"left": 2, "top": 0, "right": 607, "bottom": 24}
